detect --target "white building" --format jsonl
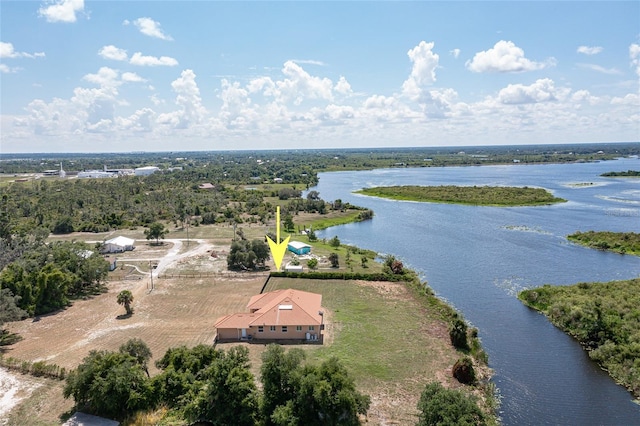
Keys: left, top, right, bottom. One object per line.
{"left": 101, "top": 236, "right": 135, "bottom": 253}
{"left": 134, "top": 166, "right": 160, "bottom": 176}
{"left": 78, "top": 170, "right": 116, "bottom": 179}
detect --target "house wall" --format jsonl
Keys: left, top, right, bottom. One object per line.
{"left": 250, "top": 324, "right": 320, "bottom": 341}
{"left": 216, "top": 328, "right": 241, "bottom": 341}
{"left": 217, "top": 325, "right": 321, "bottom": 342}
{"left": 102, "top": 243, "right": 124, "bottom": 253}
{"left": 289, "top": 247, "right": 310, "bottom": 255}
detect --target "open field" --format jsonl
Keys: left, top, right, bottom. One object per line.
{"left": 2, "top": 225, "right": 476, "bottom": 424}
{"left": 2, "top": 272, "right": 267, "bottom": 425}
{"left": 264, "top": 277, "right": 470, "bottom": 425}
{"left": 1, "top": 271, "right": 471, "bottom": 425}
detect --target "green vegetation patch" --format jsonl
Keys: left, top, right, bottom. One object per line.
{"left": 568, "top": 231, "right": 640, "bottom": 256}
{"left": 601, "top": 170, "right": 640, "bottom": 177}
{"left": 519, "top": 278, "right": 640, "bottom": 398}
{"left": 355, "top": 185, "right": 566, "bottom": 206}
{"left": 266, "top": 278, "right": 459, "bottom": 385}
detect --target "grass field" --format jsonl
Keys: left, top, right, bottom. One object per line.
{"left": 264, "top": 277, "right": 467, "bottom": 424}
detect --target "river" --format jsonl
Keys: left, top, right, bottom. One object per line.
{"left": 311, "top": 157, "right": 640, "bottom": 425}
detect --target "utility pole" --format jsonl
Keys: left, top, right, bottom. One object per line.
{"left": 149, "top": 261, "right": 154, "bottom": 291}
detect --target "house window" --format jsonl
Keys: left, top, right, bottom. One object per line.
{"left": 308, "top": 326, "right": 315, "bottom": 331}
{"left": 296, "top": 326, "right": 302, "bottom": 331}
{"left": 258, "top": 326, "right": 264, "bottom": 333}
{"left": 270, "top": 326, "right": 276, "bottom": 332}
{"left": 282, "top": 326, "right": 288, "bottom": 333}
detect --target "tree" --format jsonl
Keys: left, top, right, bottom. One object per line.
{"left": 144, "top": 222, "right": 168, "bottom": 245}
{"left": 63, "top": 350, "right": 151, "bottom": 420}
{"left": 328, "top": 253, "right": 339, "bottom": 268}
{"left": 283, "top": 214, "right": 295, "bottom": 232}
{"left": 0, "top": 288, "right": 27, "bottom": 344}
{"left": 329, "top": 236, "right": 341, "bottom": 248}
{"left": 293, "top": 357, "right": 370, "bottom": 426}
{"left": 260, "top": 344, "right": 306, "bottom": 424}
{"left": 384, "top": 255, "right": 404, "bottom": 275}
{"left": 307, "top": 228, "right": 318, "bottom": 242}
{"left": 360, "top": 256, "right": 368, "bottom": 268}
{"left": 117, "top": 290, "right": 134, "bottom": 315}
{"left": 52, "top": 216, "right": 74, "bottom": 234}
{"left": 228, "top": 239, "right": 269, "bottom": 270}
{"left": 120, "top": 338, "right": 152, "bottom": 377}
{"left": 416, "top": 382, "right": 485, "bottom": 426}
{"left": 306, "top": 190, "right": 320, "bottom": 201}
{"left": 449, "top": 315, "right": 469, "bottom": 350}
{"left": 307, "top": 258, "right": 318, "bottom": 270}
{"left": 186, "top": 346, "right": 258, "bottom": 425}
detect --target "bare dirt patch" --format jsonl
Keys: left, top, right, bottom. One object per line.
{"left": 2, "top": 273, "right": 267, "bottom": 423}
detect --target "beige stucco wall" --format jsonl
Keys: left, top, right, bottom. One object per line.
{"left": 217, "top": 325, "right": 321, "bottom": 341}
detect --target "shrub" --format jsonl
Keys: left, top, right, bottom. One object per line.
{"left": 452, "top": 357, "right": 476, "bottom": 385}
{"left": 449, "top": 315, "right": 469, "bottom": 350}
{"left": 417, "top": 382, "right": 486, "bottom": 426}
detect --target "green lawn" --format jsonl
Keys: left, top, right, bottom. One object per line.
{"left": 264, "top": 278, "right": 457, "bottom": 389}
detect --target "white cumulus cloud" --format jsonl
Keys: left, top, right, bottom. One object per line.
{"left": 630, "top": 43, "right": 640, "bottom": 77}
{"left": 276, "top": 61, "right": 334, "bottom": 105}
{"left": 38, "top": 0, "right": 84, "bottom": 23}
{"left": 157, "top": 69, "right": 207, "bottom": 129}
{"left": 122, "top": 72, "right": 146, "bottom": 83}
{"left": 133, "top": 17, "right": 173, "bottom": 41}
{"left": 130, "top": 52, "right": 178, "bottom": 67}
{"left": 498, "top": 78, "right": 560, "bottom": 104}
{"left": 402, "top": 41, "right": 440, "bottom": 101}
{"left": 98, "top": 45, "right": 128, "bottom": 61}
{"left": 577, "top": 46, "right": 603, "bottom": 55}
{"left": 0, "top": 41, "right": 45, "bottom": 59}
{"left": 466, "top": 40, "right": 548, "bottom": 73}
{"left": 334, "top": 76, "right": 352, "bottom": 95}
{"left": 0, "top": 64, "right": 19, "bottom": 73}
{"left": 450, "top": 49, "right": 461, "bottom": 58}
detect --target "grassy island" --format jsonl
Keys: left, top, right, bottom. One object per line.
{"left": 568, "top": 231, "right": 640, "bottom": 256}
{"left": 355, "top": 185, "right": 566, "bottom": 206}
{"left": 601, "top": 170, "right": 640, "bottom": 177}
{"left": 519, "top": 278, "right": 640, "bottom": 399}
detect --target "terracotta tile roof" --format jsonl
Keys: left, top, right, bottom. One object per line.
{"left": 214, "top": 313, "right": 259, "bottom": 328}
{"left": 218, "top": 289, "right": 323, "bottom": 330}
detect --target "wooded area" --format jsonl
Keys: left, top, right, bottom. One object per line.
{"left": 519, "top": 278, "right": 640, "bottom": 398}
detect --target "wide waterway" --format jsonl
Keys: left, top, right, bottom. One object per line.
{"left": 312, "top": 157, "right": 640, "bottom": 425}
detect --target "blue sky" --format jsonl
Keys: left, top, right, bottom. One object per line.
{"left": 1, "top": 1, "right": 638, "bottom": 153}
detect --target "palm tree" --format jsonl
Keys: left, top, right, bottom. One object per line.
{"left": 117, "top": 290, "right": 134, "bottom": 315}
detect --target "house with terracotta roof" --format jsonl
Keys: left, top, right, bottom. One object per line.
{"left": 214, "top": 289, "right": 324, "bottom": 343}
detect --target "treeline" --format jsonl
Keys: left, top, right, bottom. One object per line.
{"left": 63, "top": 341, "right": 370, "bottom": 425}
{"left": 63, "top": 339, "right": 490, "bottom": 425}
{"left": 0, "top": 177, "right": 350, "bottom": 235}
{"left": 356, "top": 185, "right": 566, "bottom": 206}
{"left": 601, "top": 170, "right": 640, "bottom": 177}
{"left": 519, "top": 278, "right": 640, "bottom": 398}
{"left": 0, "top": 239, "right": 109, "bottom": 316}
{"left": 568, "top": 231, "right": 640, "bottom": 256}
{"left": 1, "top": 151, "right": 319, "bottom": 187}
{"left": 3, "top": 143, "right": 636, "bottom": 174}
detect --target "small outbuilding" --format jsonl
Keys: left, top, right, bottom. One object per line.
{"left": 102, "top": 236, "right": 135, "bottom": 253}
{"left": 287, "top": 241, "right": 311, "bottom": 255}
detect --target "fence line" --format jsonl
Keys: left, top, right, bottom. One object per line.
{"left": 158, "top": 272, "right": 268, "bottom": 280}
